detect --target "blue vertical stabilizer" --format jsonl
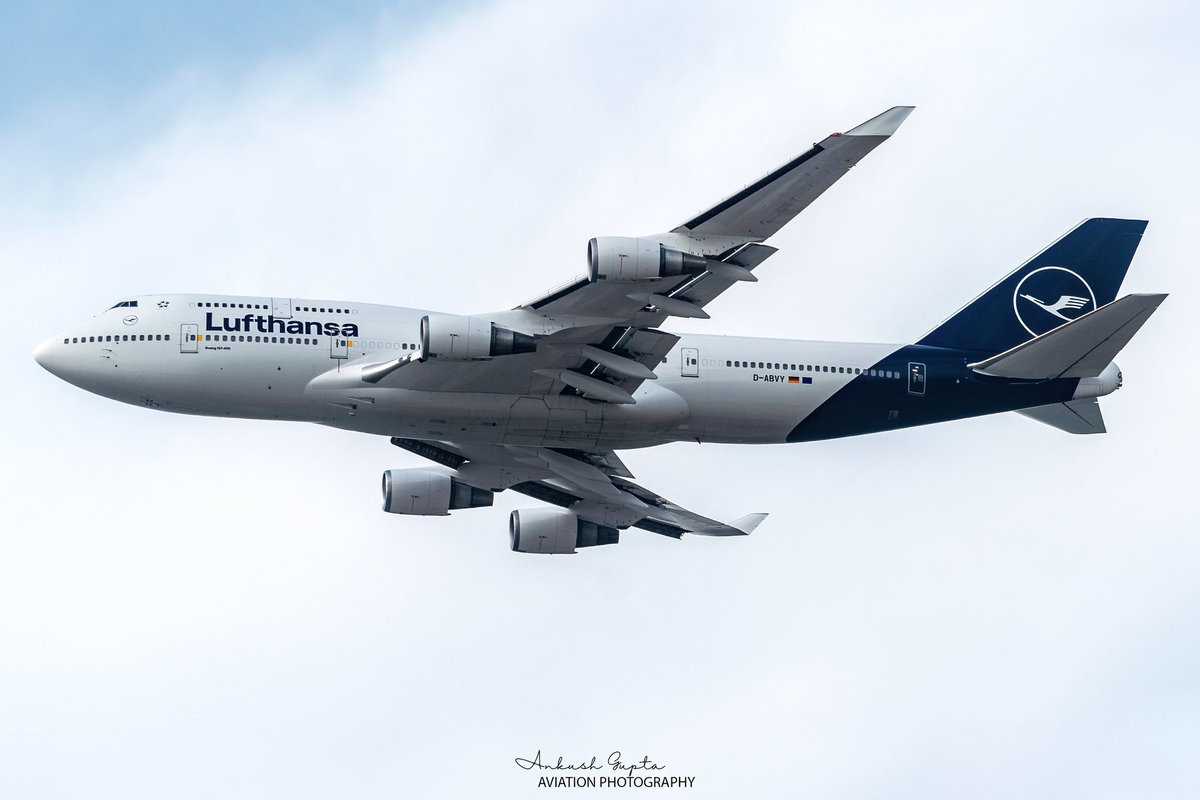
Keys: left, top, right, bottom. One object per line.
{"left": 918, "top": 218, "right": 1147, "bottom": 353}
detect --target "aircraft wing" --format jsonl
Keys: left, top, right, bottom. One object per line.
{"left": 345, "top": 106, "right": 913, "bottom": 402}
{"left": 524, "top": 106, "right": 914, "bottom": 319}
{"left": 672, "top": 105, "right": 915, "bottom": 240}
{"left": 391, "top": 438, "right": 767, "bottom": 539}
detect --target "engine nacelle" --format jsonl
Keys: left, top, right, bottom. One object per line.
{"left": 587, "top": 237, "right": 708, "bottom": 282}
{"left": 420, "top": 314, "right": 537, "bottom": 361}
{"left": 382, "top": 468, "right": 494, "bottom": 516}
{"left": 508, "top": 508, "right": 619, "bottom": 554}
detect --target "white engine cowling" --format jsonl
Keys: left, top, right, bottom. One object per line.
{"left": 419, "top": 314, "right": 537, "bottom": 361}
{"left": 382, "top": 468, "right": 494, "bottom": 515}
{"left": 508, "top": 508, "right": 620, "bottom": 554}
{"left": 587, "top": 237, "right": 708, "bottom": 282}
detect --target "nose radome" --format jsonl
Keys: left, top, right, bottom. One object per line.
{"left": 33, "top": 337, "right": 57, "bottom": 372}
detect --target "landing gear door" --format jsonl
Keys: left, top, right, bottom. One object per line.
{"left": 180, "top": 323, "right": 198, "bottom": 353}
{"left": 272, "top": 297, "right": 292, "bottom": 319}
{"left": 330, "top": 337, "right": 349, "bottom": 359}
{"left": 681, "top": 347, "right": 699, "bottom": 378}
{"left": 907, "top": 362, "right": 926, "bottom": 396}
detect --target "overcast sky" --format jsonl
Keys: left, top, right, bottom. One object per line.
{"left": 3, "top": 1, "right": 1198, "bottom": 798}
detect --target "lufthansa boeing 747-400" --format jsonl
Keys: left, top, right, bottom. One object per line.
{"left": 34, "top": 107, "right": 1167, "bottom": 554}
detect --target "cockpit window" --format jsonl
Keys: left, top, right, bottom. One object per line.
{"left": 107, "top": 300, "right": 139, "bottom": 310}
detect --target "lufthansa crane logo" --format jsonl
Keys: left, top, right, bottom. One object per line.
{"left": 122, "top": 315, "right": 139, "bottom": 326}
{"left": 1012, "top": 266, "right": 1096, "bottom": 336}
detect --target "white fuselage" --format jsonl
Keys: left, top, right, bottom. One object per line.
{"left": 34, "top": 293, "right": 907, "bottom": 449}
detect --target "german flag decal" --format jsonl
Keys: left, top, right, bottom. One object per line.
{"left": 788, "top": 376, "right": 800, "bottom": 384}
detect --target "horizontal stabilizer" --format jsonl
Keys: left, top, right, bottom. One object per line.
{"left": 1017, "top": 398, "right": 1106, "bottom": 434}
{"left": 968, "top": 293, "right": 1167, "bottom": 379}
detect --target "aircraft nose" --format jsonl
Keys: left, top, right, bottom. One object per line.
{"left": 33, "top": 337, "right": 58, "bottom": 373}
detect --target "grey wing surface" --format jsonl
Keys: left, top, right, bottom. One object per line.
{"left": 349, "top": 106, "right": 915, "bottom": 401}
{"left": 391, "top": 438, "right": 767, "bottom": 540}
{"left": 673, "top": 105, "right": 914, "bottom": 240}
{"left": 522, "top": 105, "right": 915, "bottom": 322}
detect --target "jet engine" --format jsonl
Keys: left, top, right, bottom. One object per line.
{"left": 419, "top": 314, "right": 537, "bottom": 361}
{"left": 508, "top": 508, "right": 619, "bottom": 554}
{"left": 382, "top": 468, "right": 494, "bottom": 515}
{"left": 587, "top": 237, "right": 708, "bottom": 282}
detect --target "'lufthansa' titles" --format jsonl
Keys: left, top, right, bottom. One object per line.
{"left": 205, "top": 312, "right": 359, "bottom": 337}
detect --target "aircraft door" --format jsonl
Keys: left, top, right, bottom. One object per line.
{"left": 681, "top": 347, "right": 699, "bottom": 378}
{"left": 180, "top": 323, "right": 198, "bottom": 353}
{"left": 330, "top": 337, "right": 349, "bottom": 359}
{"left": 272, "top": 297, "right": 292, "bottom": 318}
{"left": 907, "top": 362, "right": 926, "bottom": 396}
